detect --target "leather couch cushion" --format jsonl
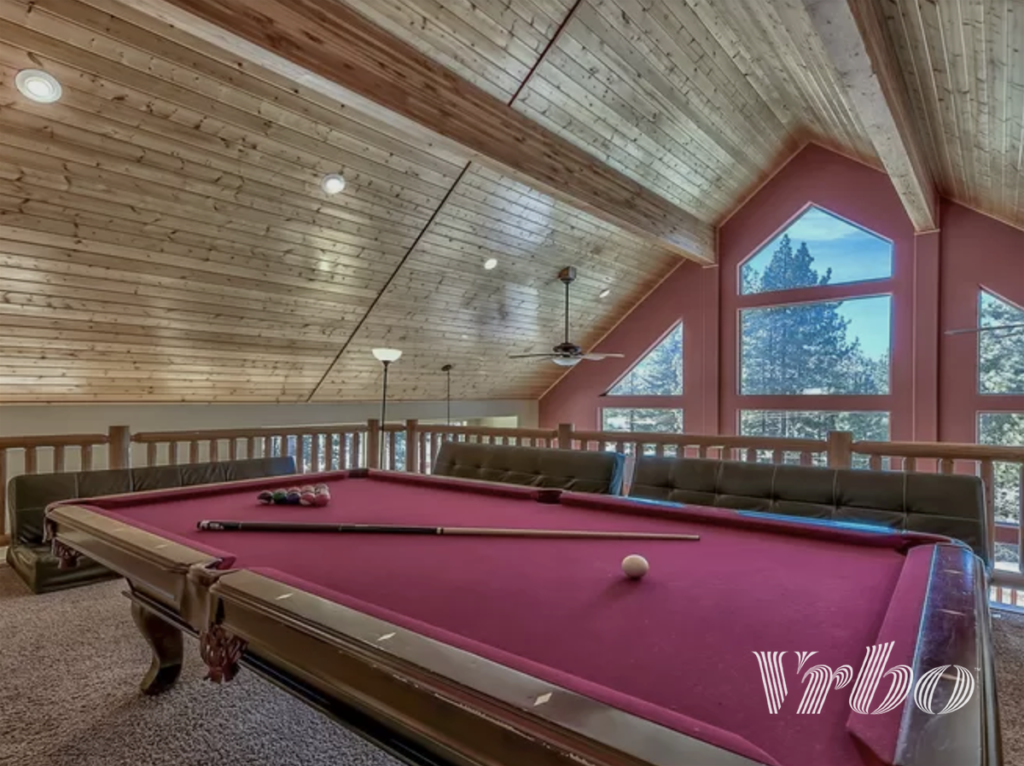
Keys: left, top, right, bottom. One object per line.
{"left": 630, "top": 456, "right": 989, "bottom": 563}
{"left": 6, "top": 456, "right": 297, "bottom": 594}
{"left": 433, "top": 442, "right": 625, "bottom": 495}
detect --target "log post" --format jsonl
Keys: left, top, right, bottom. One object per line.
{"left": 0, "top": 449, "right": 8, "bottom": 546}
{"left": 109, "top": 425, "right": 132, "bottom": 469}
{"left": 406, "top": 419, "right": 419, "bottom": 473}
{"left": 557, "top": 423, "right": 574, "bottom": 450}
{"left": 826, "top": 431, "right": 853, "bottom": 469}
{"left": 366, "top": 419, "right": 381, "bottom": 469}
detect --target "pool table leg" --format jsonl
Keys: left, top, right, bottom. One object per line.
{"left": 130, "top": 601, "right": 183, "bottom": 695}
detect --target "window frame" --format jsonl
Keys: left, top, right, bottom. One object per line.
{"left": 730, "top": 202, "right": 899, "bottom": 441}
{"left": 738, "top": 205, "right": 895, "bottom": 297}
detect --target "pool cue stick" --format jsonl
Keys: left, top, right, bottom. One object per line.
{"left": 196, "top": 520, "right": 699, "bottom": 540}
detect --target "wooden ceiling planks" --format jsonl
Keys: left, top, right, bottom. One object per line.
{"left": 0, "top": 0, "right": 1020, "bottom": 404}
{"left": 0, "top": 0, "right": 461, "bottom": 402}
{"left": 882, "top": 0, "right": 1024, "bottom": 231}
{"left": 310, "top": 165, "right": 679, "bottom": 402}
{"left": 514, "top": 0, "right": 795, "bottom": 224}
{"left": 129, "top": 0, "right": 717, "bottom": 261}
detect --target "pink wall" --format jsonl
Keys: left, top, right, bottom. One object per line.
{"left": 537, "top": 263, "right": 718, "bottom": 432}
{"left": 539, "top": 144, "right": 1024, "bottom": 442}
{"left": 939, "top": 201, "right": 1024, "bottom": 443}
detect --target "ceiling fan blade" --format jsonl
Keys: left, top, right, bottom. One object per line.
{"left": 582, "top": 352, "right": 626, "bottom": 360}
{"left": 946, "top": 323, "right": 1024, "bottom": 335}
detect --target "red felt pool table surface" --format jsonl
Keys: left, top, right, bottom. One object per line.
{"left": 62, "top": 470, "right": 967, "bottom": 766}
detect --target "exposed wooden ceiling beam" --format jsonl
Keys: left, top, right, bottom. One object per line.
{"left": 129, "top": 0, "right": 715, "bottom": 263}
{"left": 804, "top": 0, "right": 938, "bottom": 231}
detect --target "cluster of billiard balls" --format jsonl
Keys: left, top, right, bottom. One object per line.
{"left": 257, "top": 483, "right": 331, "bottom": 507}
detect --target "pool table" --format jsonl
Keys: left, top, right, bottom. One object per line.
{"left": 45, "top": 469, "right": 1000, "bottom": 766}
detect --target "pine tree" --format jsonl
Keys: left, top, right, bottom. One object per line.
{"left": 740, "top": 233, "right": 889, "bottom": 443}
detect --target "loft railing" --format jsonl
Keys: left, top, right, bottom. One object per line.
{"left": 0, "top": 421, "right": 1020, "bottom": 608}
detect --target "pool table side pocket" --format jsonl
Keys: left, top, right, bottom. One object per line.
{"left": 205, "top": 568, "right": 777, "bottom": 766}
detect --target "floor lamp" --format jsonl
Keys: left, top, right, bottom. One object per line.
{"left": 372, "top": 348, "right": 402, "bottom": 469}
{"left": 441, "top": 364, "right": 453, "bottom": 426}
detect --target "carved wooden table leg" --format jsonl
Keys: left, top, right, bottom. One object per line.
{"left": 131, "top": 601, "right": 183, "bottom": 695}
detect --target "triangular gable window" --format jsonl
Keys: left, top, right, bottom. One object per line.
{"left": 607, "top": 324, "right": 682, "bottom": 396}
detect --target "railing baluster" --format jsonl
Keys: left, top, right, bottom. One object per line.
{"left": 146, "top": 442, "right": 157, "bottom": 467}
{"left": 352, "top": 433, "right": 362, "bottom": 468}
{"left": 246, "top": 436, "right": 255, "bottom": 459}
{"left": 325, "top": 434, "right": 336, "bottom": 471}
{"left": 229, "top": 438, "right": 238, "bottom": 461}
{"left": 940, "top": 458, "right": 955, "bottom": 474}
{"left": 54, "top": 444, "right": 66, "bottom": 472}
{"left": 312, "top": 434, "right": 322, "bottom": 473}
{"left": 904, "top": 456, "right": 916, "bottom": 472}
{"left": 25, "top": 447, "right": 38, "bottom": 474}
{"left": 339, "top": 434, "right": 349, "bottom": 470}
{"left": 190, "top": 440, "right": 199, "bottom": 464}
{"left": 869, "top": 455, "right": 882, "bottom": 471}
{"left": 800, "top": 451, "right": 812, "bottom": 466}
{"left": 81, "top": 444, "right": 93, "bottom": 471}
{"left": 746, "top": 447, "right": 757, "bottom": 463}
{"left": 210, "top": 439, "right": 220, "bottom": 462}
{"left": 263, "top": 435, "right": 272, "bottom": 458}
{"left": 698, "top": 445, "right": 708, "bottom": 458}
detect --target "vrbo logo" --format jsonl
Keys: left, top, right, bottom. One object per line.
{"left": 754, "top": 641, "right": 976, "bottom": 715}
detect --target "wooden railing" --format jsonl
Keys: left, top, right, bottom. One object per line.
{"left": 1, "top": 420, "right": 1020, "bottom": 608}
{"left": 0, "top": 429, "right": 123, "bottom": 545}
{"left": 130, "top": 424, "right": 371, "bottom": 474}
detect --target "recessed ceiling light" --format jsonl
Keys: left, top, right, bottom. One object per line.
{"left": 320, "top": 173, "right": 346, "bottom": 195}
{"left": 599, "top": 288, "right": 611, "bottom": 298}
{"left": 483, "top": 258, "right": 498, "bottom": 270}
{"left": 15, "top": 69, "right": 62, "bottom": 103}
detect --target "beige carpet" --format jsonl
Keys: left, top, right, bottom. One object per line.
{"left": 1, "top": 566, "right": 1022, "bottom": 766}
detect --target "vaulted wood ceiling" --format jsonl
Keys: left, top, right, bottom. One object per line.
{"left": 0, "top": 0, "right": 1020, "bottom": 403}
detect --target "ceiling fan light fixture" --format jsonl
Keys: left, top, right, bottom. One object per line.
{"left": 16, "top": 69, "right": 62, "bottom": 103}
{"left": 551, "top": 357, "right": 581, "bottom": 367}
{"left": 599, "top": 288, "right": 611, "bottom": 298}
{"left": 483, "top": 258, "right": 498, "bottom": 270}
{"left": 320, "top": 173, "right": 347, "bottom": 195}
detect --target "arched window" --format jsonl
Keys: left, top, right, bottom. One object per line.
{"left": 736, "top": 206, "right": 893, "bottom": 445}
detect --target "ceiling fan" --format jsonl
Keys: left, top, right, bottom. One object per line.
{"left": 508, "top": 267, "right": 624, "bottom": 367}
{"left": 945, "top": 323, "right": 1024, "bottom": 336}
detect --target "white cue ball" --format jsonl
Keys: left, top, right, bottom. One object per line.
{"left": 622, "top": 554, "right": 649, "bottom": 579}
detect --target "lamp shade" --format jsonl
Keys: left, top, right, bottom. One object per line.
{"left": 551, "top": 357, "right": 581, "bottom": 367}
{"left": 372, "top": 348, "right": 402, "bottom": 363}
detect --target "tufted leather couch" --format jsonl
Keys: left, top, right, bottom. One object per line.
{"left": 6, "top": 456, "right": 297, "bottom": 593}
{"left": 629, "top": 456, "right": 990, "bottom": 564}
{"left": 432, "top": 442, "right": 626, "bottom": 495}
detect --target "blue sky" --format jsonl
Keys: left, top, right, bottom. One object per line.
{"left": 746, "top": 206, "right": 893, "bottom": 357}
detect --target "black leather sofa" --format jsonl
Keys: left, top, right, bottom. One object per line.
{"left": 629, "top": 456, "right": 990, "bottom": 565}
{"left": 432, "top": 442, "right": 626, "bottom": 495}
{"left": 6, "top": 456, "right": 297, "bottom": 593}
